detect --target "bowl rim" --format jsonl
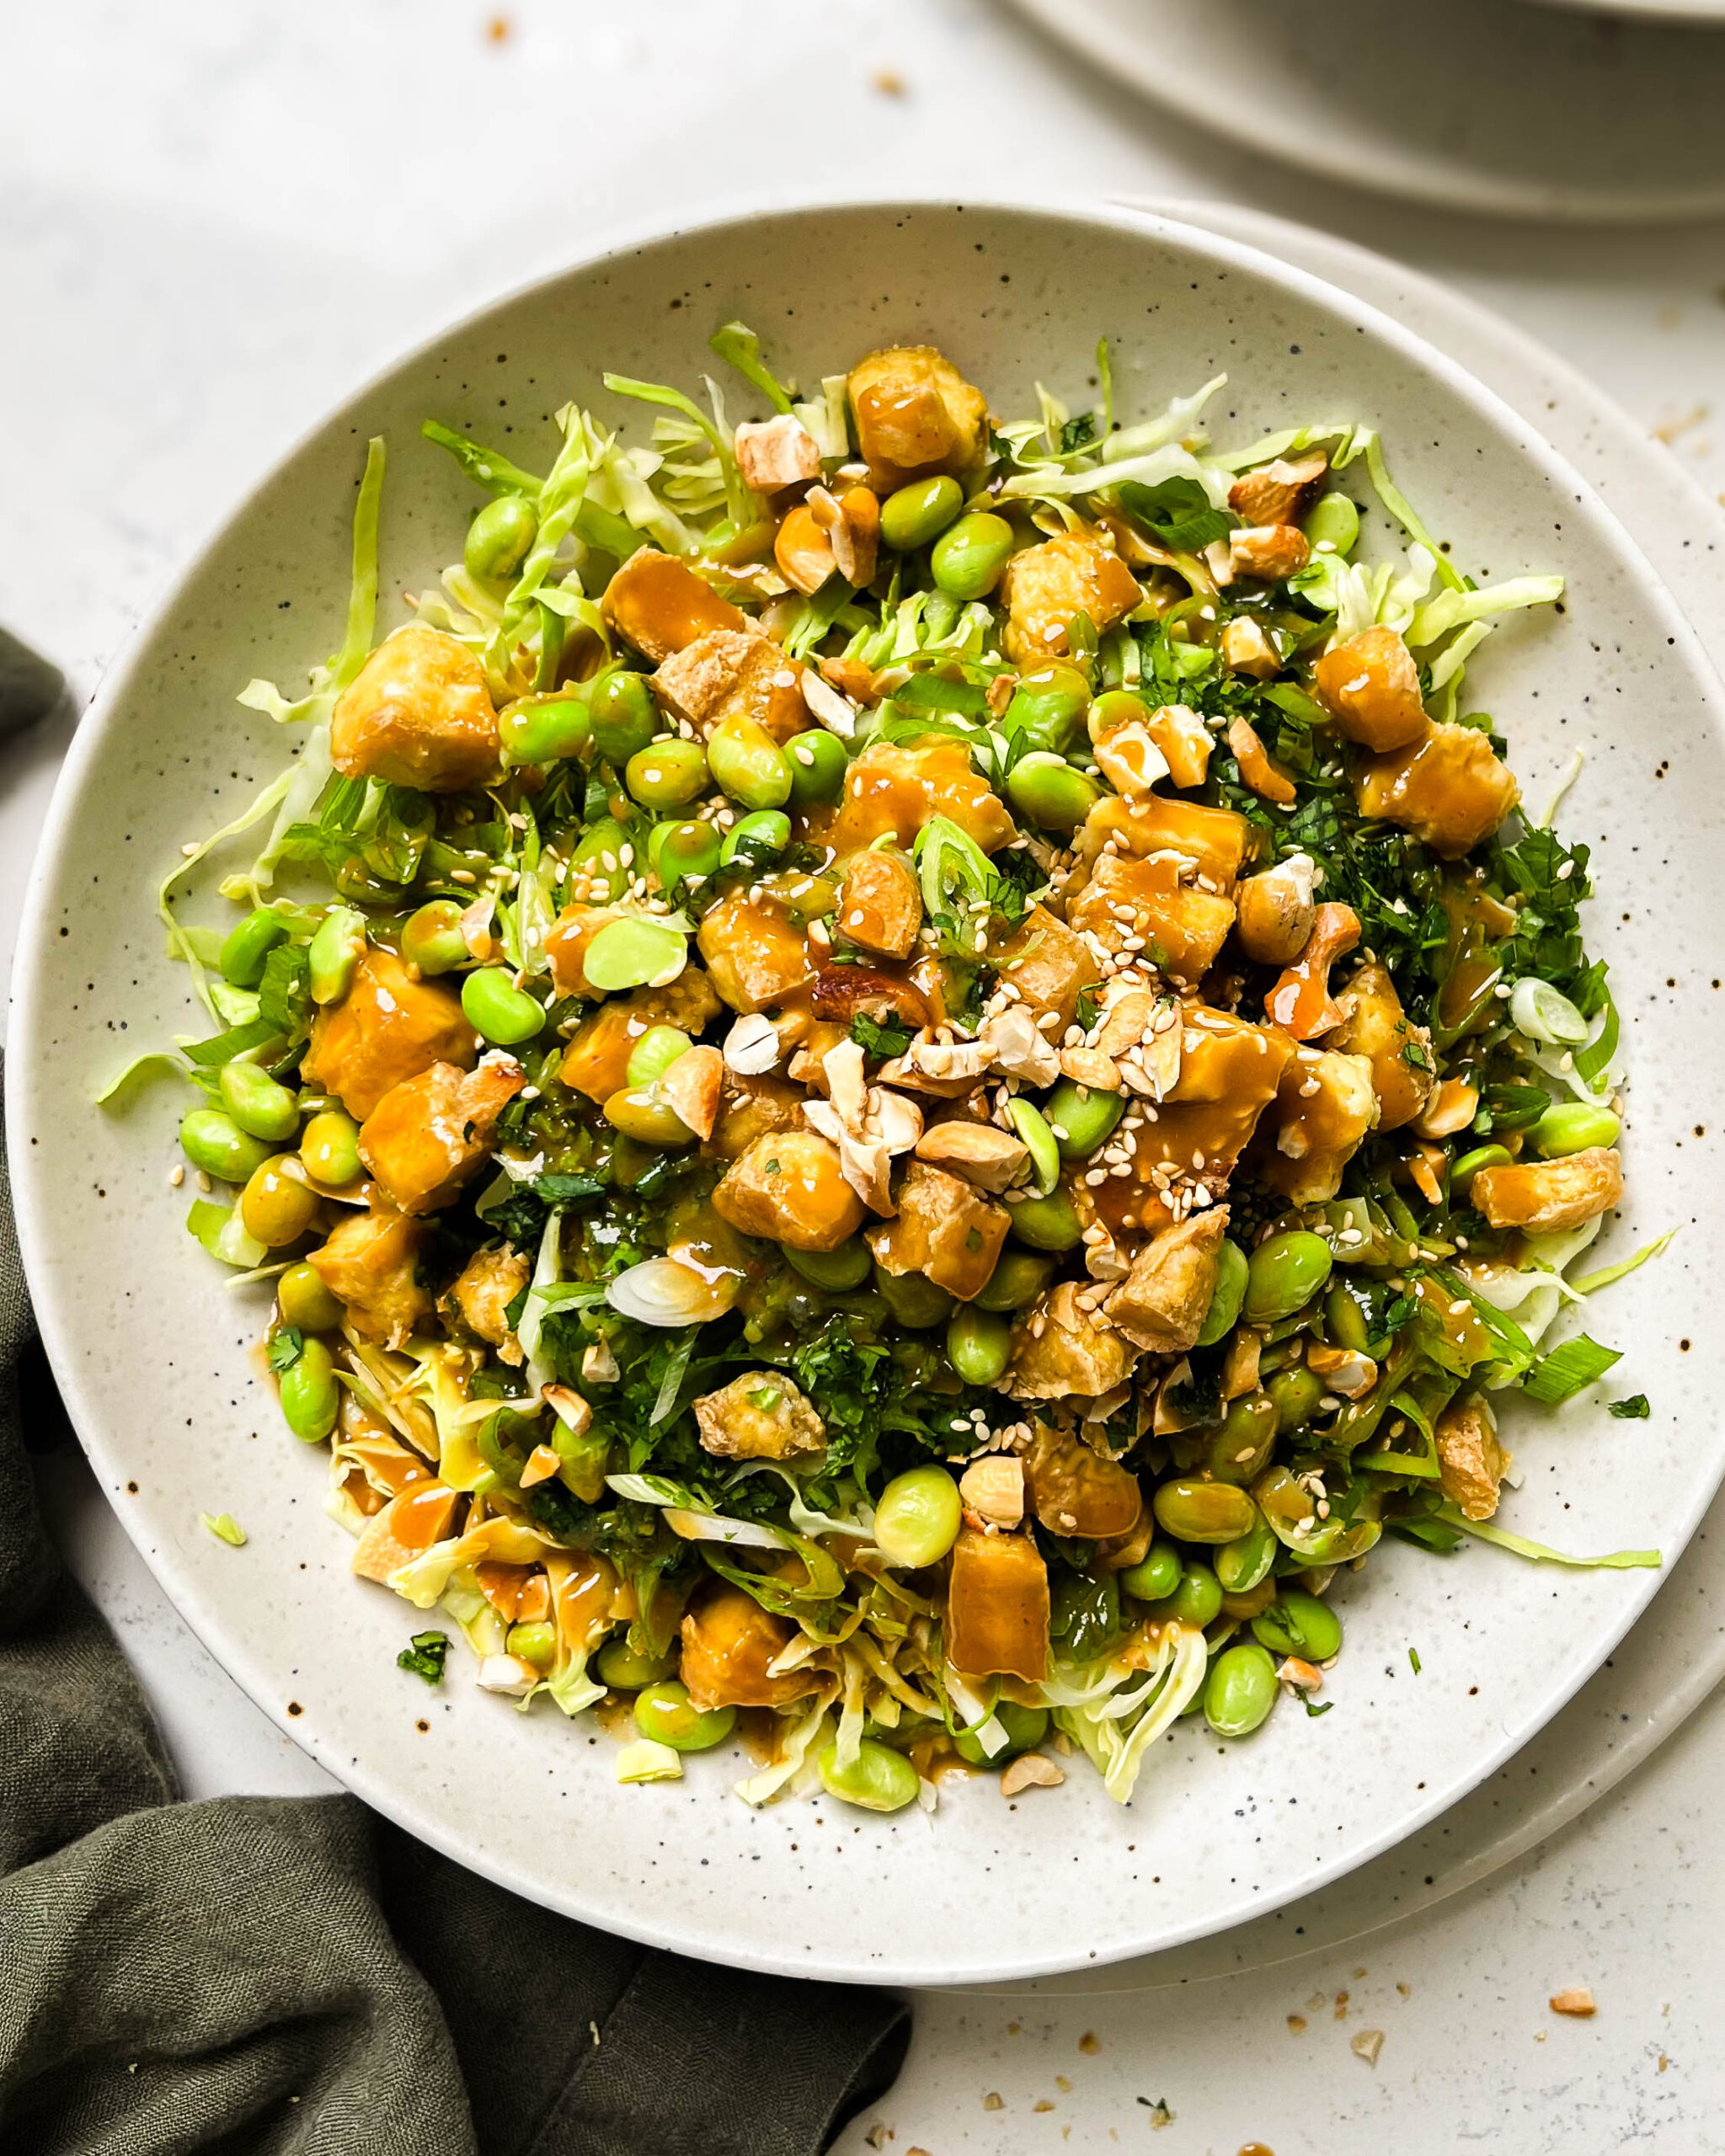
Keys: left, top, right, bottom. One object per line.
{"left": 10, "top": 189, "right": 1724, "bottom": 1982}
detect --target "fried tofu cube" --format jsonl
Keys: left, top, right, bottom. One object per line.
{"left": 1471, "top": 1148, "right": 1623, "bottom": 1233}
{"left": 868, "top": 1160, "right": 1008, "bottom": 1301}
{"left": 651, "top": 628, "right": 809, "bottom": 745}
{"left": 848, "top": 344, "right": 990, "bottom": 489}
{"left": 1434, "top": 1398, "right": 1510, "bottom": 1522}
{"left": 1076, "top": 793, "right": 1253, "bottom": 894}
{"left": 1250, "top": 1047, "right": 1378, "bottom": 1205}
{"left": 735, "top": 414, "right": 821, "bottom": 494}
{"left": 1314, "top": 627, "right": 1429, "bottom": 752}
{"left": 945, "top": 1527, "right": 1050, "bottom": 1682}
{"left": 1107, "top": 1209, "right": 1228, "bottom": 1355}
{"left": 1326, "top": 959, "right": 1435, "bottom": 1132}
{"left": 309, "top": 1208, "right": 431, "bottom": 1348}
{"left": 601, "top": 549, "right": 750, "bottom": 664}
{"left": 443, "top": 1246, "right": 531, "bottom": 1358}
{"left": 693, "top": 1372, "right": 825, "bottom": 1461}
{"left": 302, "top": 948, "right": 477, "bottom": 1121}
{"left": 359, "top": 1053, "right": 526, "bottom": 1214}
{"left": 330, "top": 625, "right": 499, "bottom": 794}
{"left": 821, "top": 739, "right": 1017, "bottom": 855}
{"left": 1141, "top": 703, "right": 1214, "bottom": 787}
{"left": 705, "top": 1071, "right": 809, "bottom": 1161}
{"left": 1005, "top": 1281, "right": 1138, "bottom": 1401}
{"left": 696, "top": 889, "right": 815, "bottom": 1014}
{"left": 558, "top": 973, "right": 723, "bottom": 1102}
{"left": 713, "top": 1131, "right": 866, "bottom": 1251}
{"left": 996, "top": 905, "right": 1104, "bottom": 1030}
{"left": 999, "top": 526, "right": 1142, "bottom": 668}
{"left": 1068, "top": 852, "right": 1236, "bottom": 985}
{"left": 681, "top": 1583, "right": 820, "bottom": 1710}
{"left": 1228, "top": 525, "right": 1311, "bottom": 581}
{"left": 837, "top": 847, "right": 922, "bottom": 958}
{"left": 1356, "top": 722, "right": 1519, "bottom": 857}
{"left": 1023, "top": 1422, "right": 1143, "bottom": 1540}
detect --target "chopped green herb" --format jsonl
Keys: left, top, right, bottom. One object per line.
{"left": 1408, "top": 1648, "right": 1422, "bottom": 1674}
{"left": 398, "top": 1631, "right": 452, "bottom": 1685}
{"left": 199, "top": 1512, "right": 248, "bottom": 1548}
{"left": 1608, "top": 1395, "right": 1651, "bottom": 1420}
{"left": 266, "top": 1328, "right": 305, "bottom": 1374}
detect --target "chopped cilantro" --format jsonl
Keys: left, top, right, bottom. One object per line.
{"left": 266, "top": 1327, "right": 304, "bottom": 1374}
{"left": 851, "top": 1011, "right": 912, "bottom": 1059}
{"left": 1058, "top": 411, "right": 1097, "bottom": 453}
{"left": 1402, "top": 1040, "right": 1432, "bottom": 1071}
{"left": 1608, "top": 1394, "right": 1651, "bottom": 1420}
{"left": 398, "top": 1630, "right": 451, "bottom": 1684}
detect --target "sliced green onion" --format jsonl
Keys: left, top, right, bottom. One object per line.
{"left": 1509, "top": 979, "right": 1589, "bottom": 1045}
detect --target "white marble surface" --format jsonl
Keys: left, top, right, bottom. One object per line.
{"left": 5, "top": 0, "right": 1725, "bottom": 2143}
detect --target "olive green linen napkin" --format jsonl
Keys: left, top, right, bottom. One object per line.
{"left": 0, "top": 1076, "right": 908, "bottom": 2153}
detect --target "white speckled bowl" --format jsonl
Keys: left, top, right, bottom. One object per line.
{"left": 10, "top": 199, "right": 1725, "bottom": 1984}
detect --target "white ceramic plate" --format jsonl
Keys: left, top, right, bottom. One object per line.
{"left": 11, "top": 197, "right": 1725, "bottom": 1984}
{"left": 1001, "top": 0, "right": 1725, "bottom": 221}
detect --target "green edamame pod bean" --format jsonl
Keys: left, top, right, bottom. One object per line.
{"left": 401, "top": 899, "right": 470, "bottom": 976}
{"left": 1252, "top": 1588, "right": 1343, "bottom": 1663}
{"left": 1215, "top": 1512, "right": 1279, "bottom": 1594}
{"left": 464, "top": 494, "right": 538, "bottom": 583}
{"left": 1325, "top": 1283, "right": 1370, "bottom": 1353}
{"left": 1302, "top": 492, "right": 1359, "bottom": 556}
{"left": 873, "top": 1465, "right": 962, "bottom": 1570}
{"left": 301, "top": 1109, "right": 362, "bottom": 1186}
{"left": 1119, "top": 1540, "right": 1182, "bottom": 1604}
{"left": 1149, "top": 1561, "right": 1223, "bottom": 1630}
{"left": 240, "top": 1158, "right": 319, "bottom": 1247}
{"left": 1003, "top": 1188, "right": 1083, "bottom": 1251}
{"left": 219, "top": 907, "right": 288, "bottom": 989}
{"left": 1044, "top": 1078, "right": 1124, "bottom": 1163}
{"left": 931, "top": 512, "right": 1013, "bottom": 600}
{"left": 974, "top": 1246, "right": 1055, "bottom": 1311}
{"left": 953, "top": 1700, "right": 1049, "bottom": 1767}
{"left": 1204, "top": 1642, "right": 1279, "bottom": 1737}
{"left": 948, "top": 1305, "right": 1012, "bottom": 1387}
{"left": 1087, "top": 687, "right": 1153, "bottom": 741}
{"left": 627, "top": 738, "right": 708, "bottom": 809}
{"left": 278, "top": 1335, "right": 339, "bottom": 1442}
{"left": 1006, "top": 753, "right": 1102, "bottom": 833}
{"left": 461, "top": 968, "right": 544, "bottom": 1046}
{"left": 785, "top": 727, "right": 849, "bottom": 806}
{"left": 1266, "top": 1366, "right": 1324, "bottom": 1434}
{"left": 595, "top": 1637, "right": 679, "bottom": 1690}
{"left": 589, "top": 670, "right": 660, "bottom": 767}
{"left": 1203, "top": 1392, "right": 1278, "bottom": 1486}
{"left": 626, "top": 1026, "right": 692, "bottom": 1088}
{"left": 1151, "top": 1477, "right": 1258, "bottom": 1545}
{"left": 873, "top": 1265, "right": 955, "bottom": 1329}
{"left": 308, "top": 907, "right": 366, "bottom": 1006}
{"left": 179, "top": 1107, "right": 274, "bottom": 1185}
{"left": 633, "top": 1680, "right": 735, "bottom": 1753}
{"left": 1452, "top": 1143, "right": 1512, "bottom": 1188}
{"left": 277, "top": 1261, "right": 344, "bottom": 1333}
{"left": 603, "top": 1085, "right": 694, "bottom": 1146}
{"left": 1005, "top": 1098, "right": 1060, "bottom": 1196}
{"left": 880, "top": 474, "right": 964, "bottom": 552}
{"left": 817, "top": 1737, "right": 921, "bottom": 1813}
{"left": 1243, "top": 1230, "right": 1333, "bottom": 1323}
{"left": 786, "top": 1237, "right": 874, "bottom": 1292}
{"left": 1532, "top": 1102, "right": 1621, "bottom": 1156}
{"left": 708, "top": 713, "right": 793, "bottom": 809}
{"left": 217, "top": 1061, "right": 301, "bottom": 1143}
{"left": 719, "top": 808, "right": 792, "bottom": 868}
{"left": 1195, "top": 1241, "right": 1249, "bottom": 1347}
{"left": 499, "top": 692, "right": 591, "bottom": 766}
{"left": 650, "top": 819, "right": 724, "bottom": 890}
{"left": 506, "top": 1620, "right": 557, "bottom": 1672}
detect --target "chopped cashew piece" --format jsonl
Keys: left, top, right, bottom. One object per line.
{"left": 1549, "top": 1989, "right": 1597, "bottom": 2020}
{"left": 1000, "top": 1753, "right": 1065, "bottom": 1797}
{"left": 980, "top": 1005, "right": 1061, "bottom": 1087}
{"left": 694, "top": 1372, "right": 826, "bottom": 1460}
{"left": 735, "top": 414, "right": 821, "bottom": 494}
{"left": 659, "top": 1044, "right": 724, "bottom": 1141}
{"left": 913, "top": 1120, "right": 1030, "bottom": 1193}
{"left": 1434, "top": 1397, "right": 1511, "bottom": 1521}
{"left": 1236, "top": 853, "right": 1318, "bottom": 968}
{"left": 1220, "top": 616, "right": 1279, "bottom": 680}
{"left": 1228, "top": 451, "right": 1327, "bottom": 526}
{"left": 1229, "top": 524, "right": 1311, "bottom": 581}
{"left": 959, "top": 1454, "right": 1026, "bottom": 1529}
{"left": 1264, "top": 903, "right": 1361, "bottom": 1039}
{"left": 723, "top": 1012, "right": 783, "bottom": 1075}
{"left": 1307, "top": 1342, "right": 1377, "bottom": 1398}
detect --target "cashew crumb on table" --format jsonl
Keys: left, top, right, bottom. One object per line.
{"left": 1033, "top": 2099, "right": 1056, "bottom": 2112}
{"left": 1078, "top": 2031, "right": 1100, "bottom": 2055}
{"left": 982, "top": 2092, "right": 1004, "bottom": 2111}
{"left": 1551, "top": 1987, "right": 1598, "bottom": 2017}
{"left": 1287, "top": 2014, "right": 1308, "bottom": 2034}
{"left": 1351, "top": 2029, "right": 1386, "bottom": 2065}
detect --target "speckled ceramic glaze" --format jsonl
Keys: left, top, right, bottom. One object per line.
{"left": 10, "top": 199, "right": 1725, "bottom": 1983}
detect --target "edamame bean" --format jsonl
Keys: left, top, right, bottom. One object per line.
{"left": 278, "top": 1335, "right": 339, "bottom": 1442}
{"left": 873, "top": 1265, "right": 955, "bottom": 1330}
{"left": 499, "top": 692, "right": 590, "bottom": 765}
{"left": 633, "top": 1680, "right": 735, "bottom": 1752}
{"left": 948, "top": 1305, "right": 1012, "bottom": 1387}
{"left": 880, "top": 474, "right": 964, "bottom": 552}
{"left": 1302, "top": 491, "right": 1359, "bottom": 556}
{"left": 1204, "top": 1642, "right": 1279, "bottom": 1737}
{"left": 974, "top": 1246, "right": 1055, "bottom": 1311}
{"left": 462, "top": 968, "right": 544, "bottom": 1046}
{"left": 219, "top": 907, "right": 288, "bottom": 989}
{"left": 1252, "top": 1588, "right": 1343, "bottom": 1663}
{"left": 786, "top": 1237, "right": 874, "bottom": 1292}
{"left": 873, "top": 1465, "right": 963, "bottom": 1569}
{"left": 1004, "top": 1098, "right": 1060, "bottom": 1196}
{"left": 596, "top": 1637, "right": 678, "bottom": 1690}
{"left": 1087, "top": 687, "right": 1153, "bottom": 742}
{"left": 627, "top": 738, "right": 708, "bottom": 809}
{"left": 1324, "top": 1282, "right": 1370, "bottom": 1353}
{"left": 708, "top": 713, "right": 793, "bottom": 809}
{"left": 1007, "top": 667, "right": 1092, "bottom": 756}
{"left": 1151, "top": 1478, "right": 1258, "bottom": 1545}
{"left": 302, "top": 1109, "right": 363, "bottom": 1187}
{"left": 626, "top": 1026, "right": 692, "bottom": 1088}
{"left": 277, "top": 1260, "right": 343, "bottom": 1333}
{"left": 1203, "top": 1392, "right": 1278, "bottom": 1486}
{"left": 1533, "top": 1102, "right": 1621, "bottom": 1156}
{"left": 1003, "top": 1188, "right": 1083, "bottom": 1251}
{"left": 506, "top": 1620, "right": 557, "bottom": 1672}
{"left": 719, "top": 808, "right": 792, "bottom": 868}
{"left": 1006, "top": 753, "right": 1102, "bottom": 832}
{"left": 589, "top": 670, "right": 660, "bottom": 766}
{"left": 217, "top": 1061, "right": 301, "bottom": 1143}
{"left": 1044, "top": 1077, "right": 1125, "bottom": 1163}
{"left": 603, "top": 1085, "right": 694, "bottom": 1147}
{"left": 308, "top": 907, "right": 366, "bottom": 1006}
{"left": 1452, "top": 1143, "right": 1512, "bottom": 1188}
{"left": 464, "top": 494, "right": 538, "bottom": 583}
{"left": 786, "top": 727, "right": 849, "bottom": 807}
{"left": 817, "top": 1737, "right": 921, "bottom": 1813}
{"left": 401, "top": 899, "right": 469, "bottom": 977}
{"left": 1243, "top": 1229, "right": 1333, "bottom": 1323}
{"left": 1148, "top": 1561, "right": 1222, "bottom": 1630}
{"left": 569, "top": 817, "right": 634, "bottom": 901}
{"left": 1219, "top": 1576, "right": 1278, "bottom": 1623}
{"left": 954, "top": 1700, "right": 1049, "bottom": 1767}
{"left": 931, "top": 512, "right": 1013, "bottom": 600}
{"left": 1266, "top": 1366, "right": 1324, "bottom": 1434}
{"left": 1215, "top": 1511, "right": 1278, "bottom": 1594}
{"left": 650, "top": 819, "right": 724, "bottom": 890}
{"left": 1119, "top": 1541, "right": 1182, "bottom": 1604}
{"left": 240, "top": 1158, "right": 319, "bottom": 1248}
{"left": 1195, "top": 1240, "right": 1249, "bottom": 1348}
{"left": 179, "top": 1107, "right": 275, "bottom": 1185}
